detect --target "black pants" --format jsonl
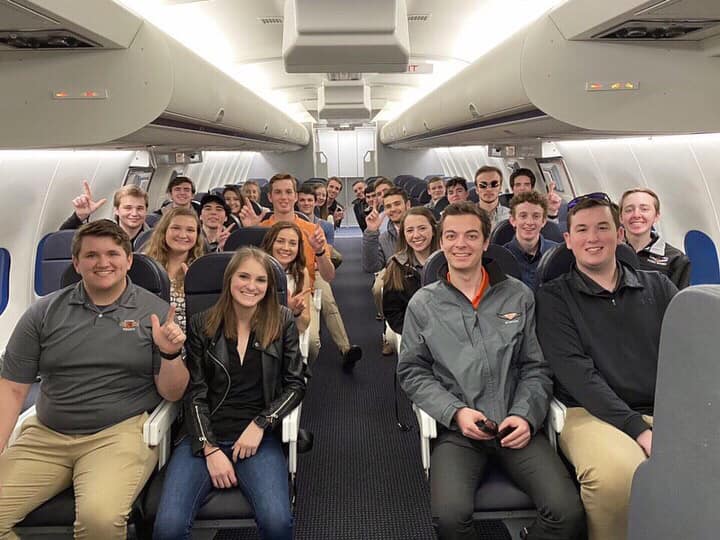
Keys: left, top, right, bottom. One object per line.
{"left": 431, "top": 430, "right": 584, "bottom": 540}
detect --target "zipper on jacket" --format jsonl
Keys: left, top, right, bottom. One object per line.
{"left": 268, "top": 391, "right": 296, "bottom": 422}
{"left": 208, "top": 348, "right": 232, "bottom": 416}
{"left": 194, "top": 404, "right": 208, "bottom": 443}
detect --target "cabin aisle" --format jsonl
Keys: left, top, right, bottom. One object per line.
{"left": 294, "top": 233, "right": 435, "bottom": 539}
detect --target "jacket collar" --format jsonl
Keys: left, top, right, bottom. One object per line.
{"left": 571, "top": 261, "right": 643, "bottom": 295}
{"left": 210, "top": 323, "right": 281, "bottom": 360}
{"left": 68, "top": 276, "right": 137, "bottom": 309}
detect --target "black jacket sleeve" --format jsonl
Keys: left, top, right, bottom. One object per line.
{"left": 382, "top": 287, "right": 409, "bottom": 334}
{"left": 58, "top": 212, "right": 86, "bottom": 231}
{"left": 184, "top": 313, "right": 219, "bottom": 456}
{"left": 670, "top": 255, "right": 691, "bottom": 289}
{"left": 536, "top": 285, "right": 651, "bottom": 438}
{"left": 258, "top": 310, "right": 306, "bottom": 426}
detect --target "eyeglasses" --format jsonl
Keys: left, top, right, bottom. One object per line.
{"left": 477, "top": 181, "right": 500, "bottom": 190}
{"left": 567, "top": 192, "right": 612, "bottom": 210}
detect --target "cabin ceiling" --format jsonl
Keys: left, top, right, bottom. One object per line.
{"left": 116, "top": 0, "right": 564, "bottom": 125}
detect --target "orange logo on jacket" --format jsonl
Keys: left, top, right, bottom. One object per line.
{"left": 497, "top": 312, "right": 521, "bottom": 323}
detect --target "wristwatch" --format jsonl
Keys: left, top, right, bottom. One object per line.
{"left": 253, "top": 415, "right": 272, "bottom": 429}
{"left": 315, "top": 248, "right": 326, "bottom": 257}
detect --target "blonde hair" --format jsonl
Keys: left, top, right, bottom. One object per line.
{"left": 203, "top": 247, "right": 283, "bottom": 348}
{"left": 143, "top": 207, "right": 204, "bottom": 290}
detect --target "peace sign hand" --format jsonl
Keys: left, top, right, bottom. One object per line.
{"left": 151, "top": 304, "right": 185, "bottom": 356}
{"left": 72, "top": 180, "right": 107, "bottom": 221}
{"left": 365, "top": 207, "right": 385, "bottom": 232}
{"left": 239, "top": 199, "right": 262, "bottom": 227}
{"left": 217, "top": 223, "right": 236, "bottom": 251}
{"left": 308, "top": 225, "right": 326, "bottom": 254}
{"left": 546, "top": 180, "right": 562, "bottom": 215}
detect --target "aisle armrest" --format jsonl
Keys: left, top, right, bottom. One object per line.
{"left": 299, "top": 329, "right": 309, "bottom": 363}
{"left": 413, "top": 404, "right": 437, "bottom": 478}
{"left": 282, "top": 404, "right": 302, "bottom": 476}
{"left": 142, "top": 400, "right": 180, "bottom": 469}
{"left": 547, "top": 398, "right": 567, "bottom": 451}
{"left": 9, "top": 405, "right": 37, "bottom": 447}
{"left": 384, "top": 322, "right": 401, "bottom": 354}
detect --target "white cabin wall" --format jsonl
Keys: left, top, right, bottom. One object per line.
{"left": 0, "top": 150, "right": 135, "bottom": 347}
{"left": 555, "top": 134, "right": 720, "bottom": 250}
{"left": 247, "top": 144, "right": 315, "bottom": 182}
{"left": 434, "top": 146, "right": 520, "bottom": 190}
{"left": 184, "top": 151, "right": 256, "bottom": 192}
{"left": 376, "top": 143, "right": 444, "bottom": 180}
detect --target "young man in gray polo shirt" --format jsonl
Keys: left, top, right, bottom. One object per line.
{"left": 0, "top": 220, "right": 189, "bottom": 540}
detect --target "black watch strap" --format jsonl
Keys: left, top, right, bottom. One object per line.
{"left": 158, "top": 349, "right": 182, "bottom": 360}
{"left": 253, "top": 415, "right": 271, "bottom": 429}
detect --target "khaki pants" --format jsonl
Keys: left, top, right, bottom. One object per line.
{"left": 0, "top": 413, "right": 157, "bottom": 540}
{"left": 308, "top": 275, "right": 351, "bottom": 363}
{"left": 559, "top": 407, "right": 653, "bottom": 540}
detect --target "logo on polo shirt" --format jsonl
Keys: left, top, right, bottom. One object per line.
{"left": 497, "top": 312, "right": 521, "bottom": 324}
{"left": 648, "top": 255, "right": 669, "bottom": 266}
{"left": 120, "top": 320, "right": 138, "bottom": 331}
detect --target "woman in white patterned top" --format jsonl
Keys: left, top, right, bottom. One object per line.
{"left": 144, "top": 207, "right": 204, "bottom": 331}
{"left": 261, "top": 222, "right": 311, "bottom": 333}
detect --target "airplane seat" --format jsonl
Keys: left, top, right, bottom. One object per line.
{"left": 490, "top": 219, "right": 563, "bottom": 247}
{"left": 144, "top": 213, "right": 162, "bottom": 228}
{"left": 468, "top": 187, "right": 479, "bottom": 203}
{"left": 34, "top": 230, "right": 76, "bottom": 296}
{"left": 193, "top": 191, "right": 207, "bottom": 203}
{"left": 259, "top": 184, "right": 272, "bottom": 208}
{"left": 423, "top": 174, "right": 443, "bottom": 182}
{"left": 537, "top": 243, "right": 639, "bottom": 286}
{"left": 210, "top": 186, "right": 225, "bottom": 196}
{"left": 223, "top": 226, "right": 269, "bottom": 251}
{"left": 499, "top": 192, "right": 512, "bottom": 208}
{"left": 247, "top": 177, "right": 268, "bottom": 187}
{"left": 133, "top": 228, "right": 155, "bottom": 251}
{"left": 0, "top": 247, "right": 8, "bottom": 317}
{"left": 61, "top": 253, "right": 171, "bottom": 302}
{"left": 142, "top": 251, "right": 304, "bottom": 535}
{"left": 431, "top": 196, "right": 450, "bottom": 220}
{"left": 418, "top": 190, "right": 431, "bottom": 204}
{"left": 409, "top": 181, "right": 428, "bottom": 201}
{"left": 415, "top": 249, "right": 535, "bottom": 535}
{"left": 683, "top": 229, "right": 720, "bottom": 285}
{"left": 627, "top": 285, "right": 720, "bottom": 540}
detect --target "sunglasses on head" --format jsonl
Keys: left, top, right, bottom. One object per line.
{"left": 477, "top": 180, "right": 500, "bottom": 189}
{"left": 567, "top": 192, "right": 612, "bottom": 210}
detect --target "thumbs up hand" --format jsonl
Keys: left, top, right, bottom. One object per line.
{"left": 151, "top": 304, "right": 185, "bottom": 356}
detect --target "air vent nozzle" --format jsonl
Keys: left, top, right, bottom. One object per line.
{"left": 0, "top": 30, "right": 99, "bottom": 49}
{"left": 595, "top": 19, "right": 720, "bottom": 40}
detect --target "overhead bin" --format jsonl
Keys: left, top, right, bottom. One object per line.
{"left": 381, "top": 1, "right": 720, "bottom": 148}
{"left": 283, "top": 0, "right": 410, "bottom": 73}
{"left": 318, "top": 81, "right": 372, "bottom": 121}
{"left": 0, "top": 0, "right": 309, "bottom": 151}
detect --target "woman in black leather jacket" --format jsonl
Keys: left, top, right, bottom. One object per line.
{"left": 382, "top": 207, "right": 439, "bottom": 334}
{"left": 154, "top": 247, "right": 305, "bottom": 540}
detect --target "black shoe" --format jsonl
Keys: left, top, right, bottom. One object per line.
{"left": 342, "top": 345, "right": 362, "bottom": 372}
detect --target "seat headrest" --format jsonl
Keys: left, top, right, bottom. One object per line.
{"left": 223, "top": 227, "right": 269, "bottom": 251}
{"left": 537, "top": 242, "right": 640, "bottom": 285}
{"left": 421, "top": 245, "right": 522, "bottom": 286}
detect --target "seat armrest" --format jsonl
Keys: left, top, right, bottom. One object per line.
{"left": 412, "top": 405, "right": 437, "bottom": 478}
{"left": 282, "top": 404, "right": 302, "bottom": 475}
{"left": 9, "top": 405, "right": 37, "bottom": 447}
{"left": 143, "top": 400, "right": 180, "bottom": 469}
{"left": 547, "top": 398, "right": 567, "bottom": 451}
{"left": 299, "top": 330, "right": 309, "bottom": 363}
{"left": 313, "top": 288, "right": 322, "bottom": 311}
{"left": 384, "top": 322, "right": 401, "bottom": 354}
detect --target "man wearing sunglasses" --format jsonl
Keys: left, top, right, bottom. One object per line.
{"left": 399, "top": 202, "right": 583, "bottom": 540}
{"left": 474, "top": 166, "right": 510, "bottom": 230}
{"left": 536, "top": 193, "right": 677, "bottom": 540}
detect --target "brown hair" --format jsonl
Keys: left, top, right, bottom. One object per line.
{"left": 383, "top": 186, "right": 409, "bottom": 204}
{"left": 261, "top": 222, "right": 306, "bottom": 292}
{"left": 72, "top": 219, "right": 132, "bottom": 259}
{"left": 439, "top": 202, "right": 491, "bottom": 241}
{"left": 567, "top": 198, "right": 621, "bottom": 229}
{"left": 113, "top": 185, "right": 148, "bottom": 209}
{"left": 167, "top": 176, "right": 195, "bottom": 194}
{"left": 143, "top": 207, "right": 204, "bottom": 289}
{"left": 509, "top": 191, "right": 548, "bottom": 218}
{"left": 222, "top": 186, "right": 247, "bottom": 216}
{"left": 619, "top": 188, "right": 660, "bottom": 214}
{"left": 373, "top": 177, "right": 394, "bottom": 193}
{"left": 312, "top": 183, "right": 329, "bottom": 220}
{"left": 327, "top": 177, "right": 343, "bottom": 191}
{"left": 383, "top": 207, "right": 438, "bottom": 291}
{"left": 269, "top": 173, "right": 297, "bottom": 192}
{"left": 203, "top": 247, "right": 282, "bottom": 348}
{"left": 475, "top": 165, "right": 503, "bottom": 182}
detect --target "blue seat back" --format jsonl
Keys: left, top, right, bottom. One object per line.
{"left": 490, "top": 219, "right": 564, "bottom": 246}
{"left": 537, "top": 242, "right": 639, "bottom": 285}
{"left": 34, "top": 230, "right": 76, "bottom": 296}
{"left": 0, "top": 248, "right": 9, "bottom": 315}
{"left": 134, "top": 228, "right": 155, "bottom": 251}
{"left": 223, "top": 227, "right": 268, "bottom": 251}
{"left": 684, "top": 230, "right": 720, "bottom": 285}
{"left": 468, "top": 187, "right": 479, "bottom": 203}
{"left": 185, "top": 252, "right": 287, "bottom": 319}
{"left": 61, "top": 253, "right": 171, "bottom": 302}
{"left": 144, "top": 213, "right": 162, "bottom": 228}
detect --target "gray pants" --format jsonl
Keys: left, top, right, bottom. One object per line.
{"left": 431, "top": 430, "right": 584, "bottom": 540}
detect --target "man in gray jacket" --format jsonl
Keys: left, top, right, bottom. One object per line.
{"left": 398, "top": 202, "right": 583, "bottom": 540}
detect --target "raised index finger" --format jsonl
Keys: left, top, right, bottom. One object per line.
{"left": 82, "top": 180, "right": 92, "bottom": 199}
{"left": 166, "top": 304, "right": 176, "bottom": 324}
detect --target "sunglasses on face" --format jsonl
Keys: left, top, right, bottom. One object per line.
{"left": 567, "top": 192, "right": 612, "bottom": 210}
{"left": 477, "top": 181, "right": 500, "bottom": 189}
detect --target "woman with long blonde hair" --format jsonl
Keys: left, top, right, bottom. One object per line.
{"left": 144, "top": 207, "right": 204, "bottom": 331}
{"left": 153, "top": 247, "right": 305, "bottom": 540}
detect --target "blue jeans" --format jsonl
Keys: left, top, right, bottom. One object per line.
{"left": 153, "top": 433, "right": 292, "bottom": 540}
